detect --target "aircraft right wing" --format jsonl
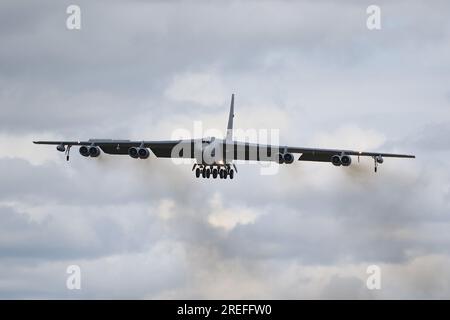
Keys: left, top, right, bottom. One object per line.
{"left": 33, "top": 139, "right": 197, "bottom": 160}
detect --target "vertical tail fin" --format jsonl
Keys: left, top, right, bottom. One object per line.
{"left": 226, "top": 94, "right": 234, "bottom": 141}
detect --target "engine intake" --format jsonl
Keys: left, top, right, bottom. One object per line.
{"left": 138, "top": 148, "right": 150, "bottom": 159}
{"left": 89, "top": 146, "right": 100, "bottom": 157}
{"left": 341, "top": 155, "right": 352, "bottom": 166}
{"left": 331, "top": 155, "right": 341, "bottom": 166}
{"left": 283, "top": 153, "right": 294, "bottom": 164}
{"left": 56, "top": 144, "right": 66, "bottom": 152}
{"left": 79, "top": 146, "right": 90, "bottom": 157}
{"left": 277, "top": 153, "right": 284, "bottom": 164}
{"left": 128, "top": 147, "right": 139, "bottom": 159}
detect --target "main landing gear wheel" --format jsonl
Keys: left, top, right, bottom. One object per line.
{"left": 194, "top": 165, "right": 236, "bottom": 180}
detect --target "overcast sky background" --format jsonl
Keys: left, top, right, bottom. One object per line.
{"left": 1, "top": 0, "right": 450, "bottom": 299}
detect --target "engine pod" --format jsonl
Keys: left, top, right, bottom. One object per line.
{"left": 331, "top": 155, "right": 342, "bottom": 166}
{"left": 79, "top": 146, "right": 90, "bottom": 157}
{"left": 88, "top": 146, "right": 101, "bottom": 157}
{"left": 277, "top": 153, "right": 284, "bottom": 164}
{"left": 341, "top": 155, "right": 352, "bottom": 166}
{"left": 376, "top": 155, "right": 384, "bottom": 164}
{"left": 283, "top": 153, "right": 294, "bottom": 164}
{"left": 128, "top": 147, "right": 139, "bottom": 159}
{"left": 56, "top": 144, "right": 66, "bottom": 152}
{"left": 138, "top": 148, "right": 150, "bottom": 159}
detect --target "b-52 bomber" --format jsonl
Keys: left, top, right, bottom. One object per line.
{"left": 34, "top": 94, "right": 415, "bottom": 179}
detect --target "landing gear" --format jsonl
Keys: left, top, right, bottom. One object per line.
{"left": 193, "top": 164, "right": 236, "bottom": 180}
{"left": 65, "top": 145, "right": 71, "bottom": 162}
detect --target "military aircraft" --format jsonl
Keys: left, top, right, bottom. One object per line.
{"left": 34, "top": 94, "right": 415, "bottom": 179}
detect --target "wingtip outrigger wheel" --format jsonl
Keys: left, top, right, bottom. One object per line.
{"left": 65, "top": 145, "right": 72, "bottom": 162}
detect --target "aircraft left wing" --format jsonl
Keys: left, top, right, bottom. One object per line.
{"left": 223, "top": 141, "right": 414, "bottom": 172}
{"left": 222, "top": 141, "right": 414, "bottom": 160}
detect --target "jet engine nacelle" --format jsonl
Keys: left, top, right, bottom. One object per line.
{"left": 276, "top": 153, "right": 294, "bottom": 164}
{"left": 283, "top": 153, "right": 294, "bottom": 164}
{"left": 376, "top": 155, "right": 384, "bottom": 164}
{"left": 56, "top": 144, "right": 66, "bottom": 152}
{"left": 341, "top": 155, "right": 352, "bottom": 166}
{"left": 331, "top": 155, "right": 341, "bottom": 166}
{"left": 79, "top": 146, "right": 90, "bottom": 157}
{"left": 331, "top": 154, "right": 352, "bottom": 166}
{"left": 138, "top": 148, "right": 150, "bottom": 159}
{"left": 129, "top": 147, "right": 150, "bottom": 159}
{"left": 277, "top": 153, "right": 284, "bottom": 164}
{"left": 89, "top": 146, "right": 101, "bottom": 157}
{"left": 79, "top": 145, "right": 100, "bottom": 157}
{"left": 128, "top": 147, "right": 139, "bottom": 159}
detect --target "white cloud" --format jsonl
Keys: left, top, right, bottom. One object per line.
{"left": 165, "top": 71, "right": 228, "bottom": 107}
{"left": 207, "top": 193, "right": 260, "bottom": 231}
{"left": 0, "top": 133, "right": 61, "bottom": 165}
{"left": 312, "top": 125, "right": 386, "bottom": 151}
{"left": 156, "top": 198, "right": 176, "bottom": 221}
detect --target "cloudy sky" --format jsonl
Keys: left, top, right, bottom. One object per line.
{"left": 1, "top": 0, "right": 450, "bottom": 299}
